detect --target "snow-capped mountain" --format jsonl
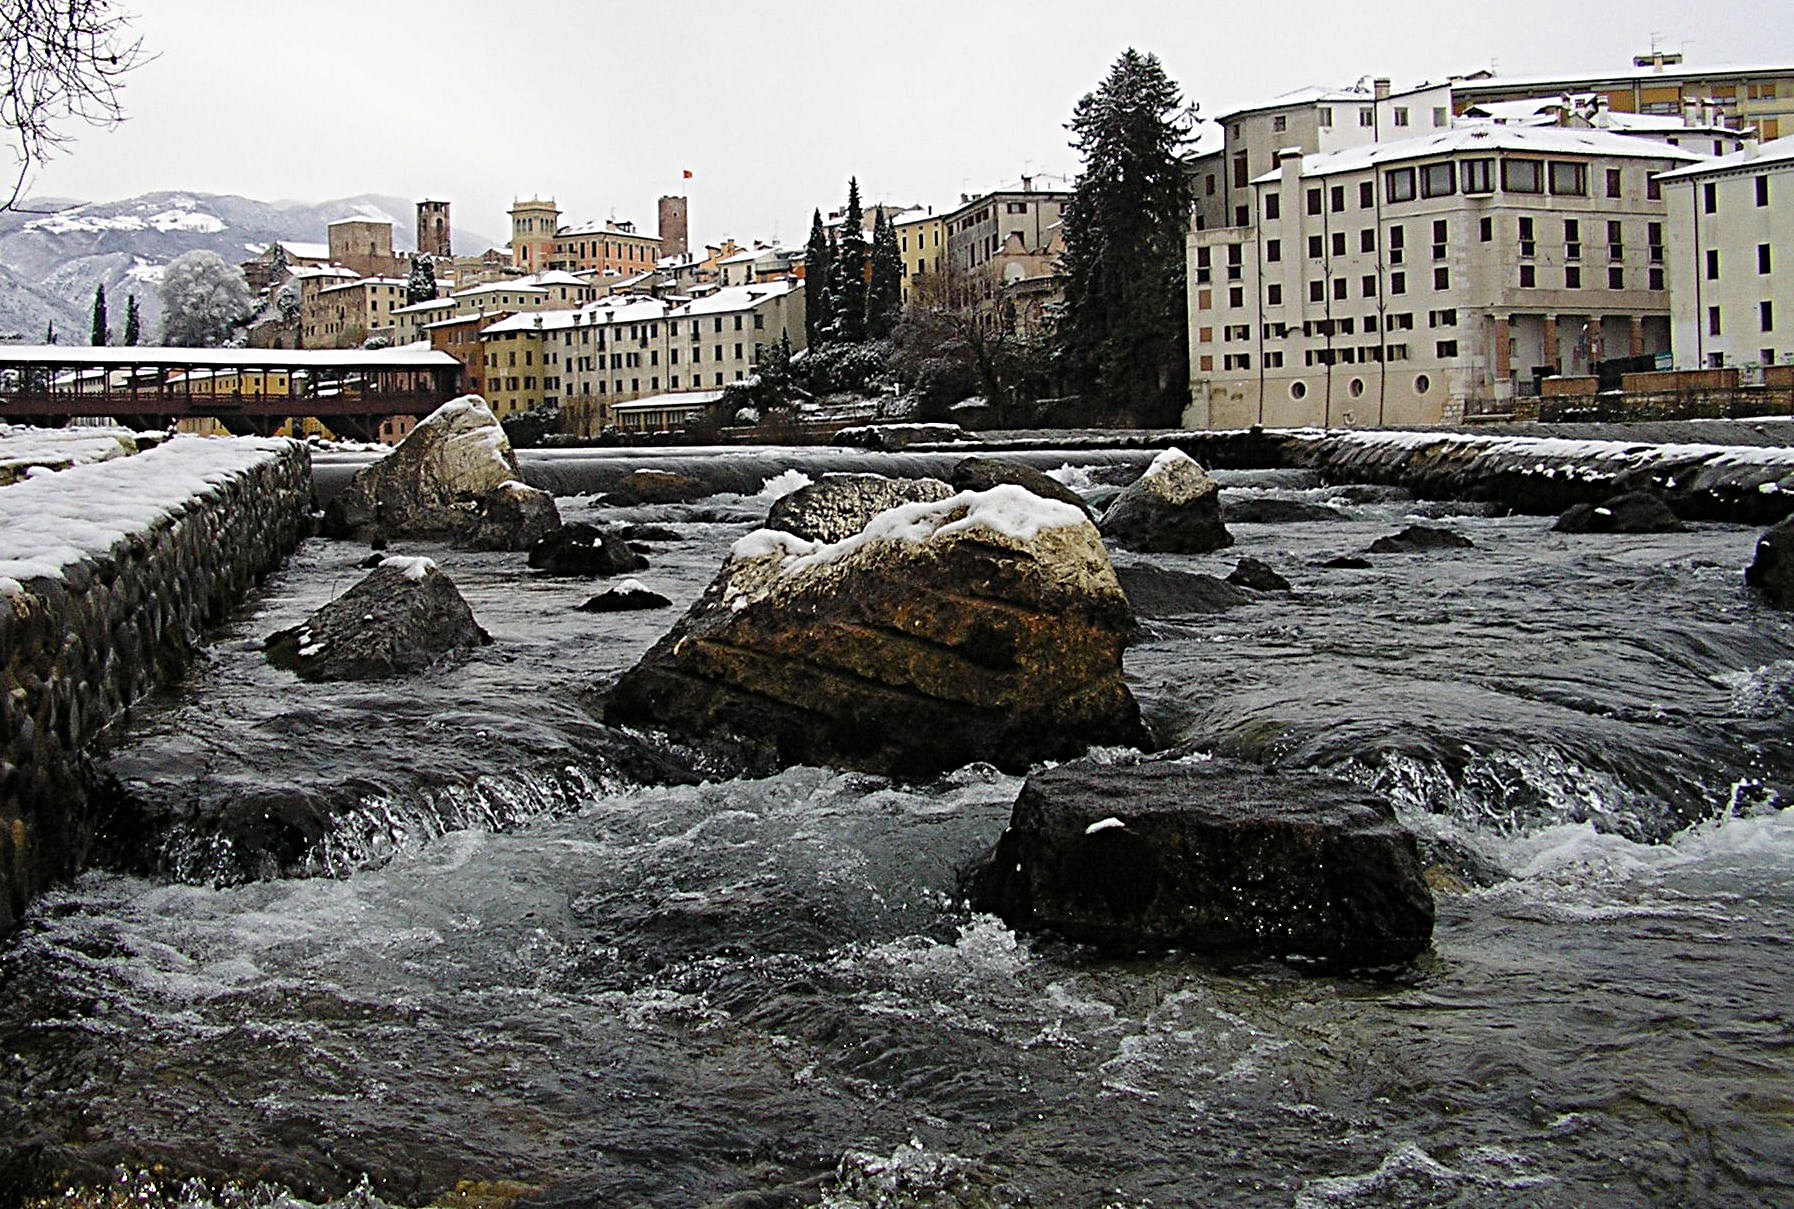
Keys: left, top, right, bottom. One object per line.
{"left": 0, "top": 192, "right": 498, "bottom": 342}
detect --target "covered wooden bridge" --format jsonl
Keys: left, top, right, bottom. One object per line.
{"left": 0, "top": 346, "right": 464, "bottom": 442}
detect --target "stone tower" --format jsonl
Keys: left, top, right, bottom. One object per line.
{"left": 509, "top": 198, "right": 561, "bottom": 271}
{"left": 658, "top": 195, "right": 689, "bottom": 259}
{"left": 417, "top": 199, "right": 452, "bottom": 258}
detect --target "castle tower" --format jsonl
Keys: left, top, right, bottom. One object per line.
{"left": 417, "top": 199, "right": 452, "bottom": 259}
{"left": 509, "top": 198, "right": 561, "bottom": 271}
{"left": 658, "top": 195, "right": 689, "bottom": 259}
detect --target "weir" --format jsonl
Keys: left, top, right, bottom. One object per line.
{"left": 0, "top": 435, "right": 311, "bottom": 929}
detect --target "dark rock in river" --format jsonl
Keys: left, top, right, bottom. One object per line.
{"left": 964, "top": 754, "right": 1435, "bottom": 967}
{"left": 1552, "top": 492, "right": 1687, "bottom": 534}
{"left": 578, "top": 581, "right": 672, "bottom": 612}
{"left": 321, "top": 396, "right": 560, "bottom": 550}
{"left": 1116, "top": 564, "right": 1253, "bottom": 617}
{"left": 607, "top": 484, "right": 1148, "bottom": 777}
{"left": 603, "top": 469, "right": 711, "bottom": 506}
{"left": 1320, "top": 555, "right": 1374, "bottom": 569}
{"left": 1226, "top": 557, "right": 1292, "bottom": 593}
{"left": 764, "top": 473, "right": 955, "bottom": 543}
{"left": 1098, "top": 448, "right": 1233, "bottom": 554}
{"left": 952, "top": 456, "right": 1094, "bottom": 516}
{"left": 529, "top": 522, "right": 649, "bottom": 577}
{"left": 1367, "top": 524, "right": 1474, "bottom": 553}
{"left": 1746, "top": 515, "right": 1794, "bottom": 609}
{"left": 1221, "top": 497, "right": 1347, "bottom": 524}
{"left": 622, "top": 524, "right": 683, "bottom": 543}
{"left": 264, "top": 558, "right": 489, "bottom": 681}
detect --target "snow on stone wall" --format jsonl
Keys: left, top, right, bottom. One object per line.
{"left": 0, "top": 436, "right": 312, "bottom": 930}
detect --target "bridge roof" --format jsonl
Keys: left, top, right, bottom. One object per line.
{"left": 0, "top": 346, "right": 460, "bottom": 370}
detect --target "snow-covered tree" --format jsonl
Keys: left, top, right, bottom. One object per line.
{"left": 122, "top": 293, "right": 140, "bottom": 344}
{"left": 158, "top": 250, "right": 254, "bottom": 347}
{"left": 406, "top": 254, "right": 438, "bottom": 306}
{"left": 89, "top": 281, "right": 107, "bottom": 345}
{"left": 831, "top": 178, "right": 868, "bottom": 343}
{"left": 803, "top": 209, "right": 832, "bottom": 348}
{"left": 866, "top": 209, "right": 902, "bottom": 338}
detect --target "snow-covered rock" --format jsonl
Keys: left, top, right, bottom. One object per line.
{"left": 1552, "top": 491, "right": 1685, "bottom": 534}
{"left": 606, "top": 484, "right": 1147, "bottom": 776}
{"left": 763, "top": 472, "right": 955, "bottom": 543}
{"left": 1097, "top": 447, "right": 1232, "bottom": 554}
{"left": 263, "top": 557, "right": 489, "bottom": 681}
{"left": 950, "top": 455, "right": 1095, "bottom": 517}
{"left": 528, "top": 521, "right": 648, "bottom": 577}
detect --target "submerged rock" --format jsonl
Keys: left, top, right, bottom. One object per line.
{"left": 1320, "top": 554, "right": 1374, "bottom": 569}
{"left": 529, "top": 522, "right": 649, "bottom": 576}
{"left": 951, "top": 456, "right": 1094, "bottom": 517}
{"left": 1746, "top": 515, "right": 1794, "bottom": 609}
{"left": 603, "top": 469, "right": 710, "bottom": 506}
{"left": 606, "top": 484, "right": 1148, "bottom": 777}
{"left": 1116, "top": 564, "right": 1253, "bottom": 617}
{"left": 765, "top": 473, "right": 955, "bottom": 543}
{"left": 264, "top": 557, "right": 489, "bottom": 681}
{"left": 831, "top": 422, "right": 966, "bottom": 450}
{"left": 1098, "top": 448, "right": 1232, "bottom": 554}
{"left": 322, "top": 396, "right": 560, "bottom": 550}
{"left": 1226, "top": 557, "right": 1292, "bottom": 593}
{"left": 1553, "top": 492, "right": 1686, "bottom": 534}
{"left": 578, "top": 580, "right": 673, "bottom": 612}
{"left": 964, "top": 754, "right": 1435, "bottom": 967}
{"left": 1366, "top": 524, "right": 1474, "bottom": 553}
{"left": 1221, "top": 497, "right": 1346, "bottom": 524}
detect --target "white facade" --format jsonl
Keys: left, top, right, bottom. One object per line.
{"left": 1186, "top": 125, "right": 1701, "bottom": 428}
{"left": 1658, "top": 137, "right": 1794, "bottom": 369}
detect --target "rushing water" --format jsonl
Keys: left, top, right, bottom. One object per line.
{"left": 3, "top": 451, "right": 1793, "bottom": 1208}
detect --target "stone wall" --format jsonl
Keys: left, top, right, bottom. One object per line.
{"left": 0, "top": 440, "right": 311, "bottom": 930}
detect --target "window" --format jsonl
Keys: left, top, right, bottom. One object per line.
{"left": 1415, "top": 373, "right": 1431, "bottom": 393}
{"left": 1566, "top": 266, "right": 1582, "bottom": 288}
{"left": 1432, "top": 219, "right": 1448, "bottom": 259}
{"left": 1707, "top": 249, "right": 1721, "bottom": 280}
{"left": 1479, "top": 216, "right": 1493, "bottom": 242}
{"left": 1647, "top": 175, "right": 1662, "bottom": 201}
{"left": 1606, "top": 168, "right": 1622, "bottom": 198}
{"left": 1330, "top": 185, "right": 1346, "bottom": 212}
{"left": 1267, "top": 283, "right": 1283, "bottom": 305}
{"left": 1331, "top": 232, "right": 1346, "bottom": 257}
{"left": 1393, "top": 106, "right": 1410, "bottom": 127}
{"left": 1434, "top": 266, "right": 1450, "bottom": 290}
{"left": 1362, "top": 274, "right": 1377, "bottom": 297}
{"left": 1548, "top": 161, "right": 1587, "bottom": 195}
{"left": 1429, "top": 308, "right": 1457, "bottom": 327}
{"left": 1385, "top": 167, "right": 1417, "bottom": 202}
{"left": 1308, "top": 234, "right": 1324, "bottom": 259}
{"left": 1436, "top": 340, "right": 1459, "bottom": 358}
{"left": 1272, "top": 115, "right": 1287, "bottom": 132}
{"left": 1763, "top": 300, "right": 1775, "bottom": 332}
{"left": 1309, "top": 280, "right": 1325, "bottom": 302}
{"left": 1649, "top": 222, "right": 1664, "bottom": 262}
{"left": 1318, "top": 106, "right": 1333, "bottom": 127}
{"left": 1333, "top": 278, "right": 1348, "bottom": 300}
{"left": 1266, "top": 238, "right": 1281, "bottom": 263}
{"left": 1290, "top": 380, "right": 1308, "bottom": 400}
{"left": 1709, "top": 306, "right": 1722, "bottom": 336}
{"left": 1703, "top": 182, "right": 1718, "bottom": 213}
{"left": 1307, "top": 187, "right": 1323, "bottom": 215}
{"left": 1264, "top": 191, "right": 1281, "bottom": 220}
{"left": 1360, "top": 107, "right": 1375, "bottom": 127}
{"left": 1421, "top": 162, "right": 1455, "bottom": 198}
{"left": 1229, "top": 286, "right": 1243, "bottom": 307}
{"left": 1761, "top": 244, "right": 1774, "bottom": 274}
{"left": 1503, "top": 159, "right": 1543, "bottom": 193}
{"left": 1235, "top": 205, "right": 1250, "bottom": 227}
{"left": 1520, "top": 264, "right": 1536, "bottom": 288}
{"left": 1433, "top": 106, "right": 1448, "bottom": 127}
{"left": 1388, "top": 223, "right": 1405, "bottom": 263}
{"left": 1462, "top": 158, "right": 1496, "bottom": 194}
{"left": 1361, "top": 228, "right": 1377, "bottom": 253}
{"left": 1609, "top": 266, "right": 1624, "bottom": 289}
{"left": 1608, "top": 220, "right": 1624, "bottom": 259}
{"left": 1518, "top": 216, "right": 1536, "bottom": 259}
{"left": 1359, "top": 181, "right": 1374, "bottom": 207}
{"left": 1649, "top": 267, "right": 1665, "bottom": 291}
{"left": 1391, "top": 271, "right": 1407, "bottom": 295}
{"left": 1265, "top": 351, "right": 1285, "bottom": 368}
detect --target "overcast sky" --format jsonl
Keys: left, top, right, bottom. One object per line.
{"left": 24, "top": 0, "right": 1794, "bottom": 250}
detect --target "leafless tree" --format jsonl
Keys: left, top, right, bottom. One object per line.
{"left": 1, "top": 1, "right": 148, "bottom": 211}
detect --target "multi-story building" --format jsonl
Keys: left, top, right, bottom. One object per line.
{"left": 554, "top": 219, "right": 663, "bottom": 275}
{"left": 940, "top": 181, "right": 1068, "bottom": 329}
{"left": 1658, "top": 137, "right": 1794, "bottom": 370}
{"left": 304, "top": 277, "right": 409, "bottom": 348}
{"left": 326, "top": 218, "right": 408, "bottom": 279}
{"left": 1187, "top": 124, "right": 1701, "bottom": 428}
{"left": 508, "top": 199, "right": 561, "bottom": 273}
{"left": 894, "top": 211, "right": 946, "bottom": 306}
{"left": 1453, "top": 53, "right": 1794, "bottom": 143}
{"left": 417, "top": 200, "right": 452, "bottom": 259}
{"left": 478, "top": 311, "right": 564, "bottom": 420}
{"left": 426, "top": 312, "right": 505, "bottom": 398}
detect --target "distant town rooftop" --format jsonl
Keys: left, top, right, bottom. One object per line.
{"left": 1656, "top": 134, "right": 1794, "bottom": 181}
{"left": 1252, "top": 123, "right": 1706, "bottom": 182}
{"left": 0, "top": 346, "right": 460, "bottom": 370}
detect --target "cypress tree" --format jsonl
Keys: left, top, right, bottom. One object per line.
{"left": 1056, "top": 48, "right": 1193, "bottom": 424}
{"left": 90, "top": 282, "right": 108, "bottom": 345}
{"left": 866, "top": 208, "right": 903, "bottom": 338}
{"left": 123, "top": 294, "right": 141, "bottom": 345}
{"left": 831, "top": 178, "right": 868, "bottom": 344}
{"left": 44, "top": 319, "right": 56, "bottom": 344}
{"left": 803, "top": 208, "right": 833, "bottom": 348}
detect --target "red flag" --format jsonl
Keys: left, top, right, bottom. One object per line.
{"left": 682, "top": 169, "right": 693, "bottom": 180}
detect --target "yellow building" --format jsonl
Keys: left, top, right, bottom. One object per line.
{"left": 1454, "top": 55, "right": 1794, "bottom": 142}
{"left": 478, "top": 314, "right": 565, "bottom": 420}
{"left": 894, "top": 212, "right": 947, "bottom": 306}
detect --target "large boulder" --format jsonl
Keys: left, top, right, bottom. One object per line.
{"left": 1366, "top": 524, "right": 1474, "bottom": 553}
{"left": 964, "top": 754, "right": 1435, "bottom": 967}
{"left": 1098, "top": 448, "right": 1232, "bottom": 554}
{"left": 528, "top": 522, "right": 649, "bottom": 576}
{"left": 264, "top": 557, "right": 490, "bottom": 681}
{"left": 603, "top": 469, "right": 711, "bottom": 506}
{"left": 765, "top": 473, "right": 956, "bottom": 543}
{"left": 1746, "top": 515, "right": 1794, "bottom": 609}
{"left": 322, "top": 396, "right": 559, "bottom": 549}
{"left": 1115, "top": 564, "right": 1252, "bottom": 618}
{"left": 606, "top": 484, "right": 1148, "bottom": 777}
{"left": 951, "top": 456, "right": 1094, "bottom": 517}
{"left": 1552, "top": 491, "right": 1686, "bottom": 534}
{"left": 1221, "top": 497, "right": 1346, "bottom": 525}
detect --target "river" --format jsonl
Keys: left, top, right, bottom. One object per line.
{"left": 2, "top": 448, "right": 1790, "bottom": 1208}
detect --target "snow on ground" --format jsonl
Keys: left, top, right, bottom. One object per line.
{"left": 0, "top": 435, "right": 290, "bottom": 597}
{"left": 0, "top": 424, "right": 143, "bottom": 483}
{"left": 24, "top": 207, "right": 226, "bottom": 236}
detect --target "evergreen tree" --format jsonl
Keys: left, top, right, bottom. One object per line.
{"left": 269, "top": 241, "right": 289, "bottom": 280}
{"left": 831, "top": 178, "right": 868, "bottom": 344}
{"left": 866, "top": 208, "right": 903, "bottom": 338}
{"left": 89, "top": 281, "right": 108, "bottom": 345}
{"left": 803, "top": 208, "right": 833, "bottom": 348}
{"left": 406, "top": 254, "right": 438, "bottom": 306}
{"left": 44, "top": 319, "right": 55, "bottom": 344}
{"left": 1055, "top": 48, "right": 1193, "bottom": 425}
{"left": 123, "top": 293, "right": 140, "bottom": 345}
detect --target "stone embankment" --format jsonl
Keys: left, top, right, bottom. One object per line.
{"left": 0, "top": 435, "right": 311, "bottom": 930}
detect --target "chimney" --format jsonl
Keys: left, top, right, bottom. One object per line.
{"left": 1021, "top": 175, "right": 1033, "bottom": 192}
{"left": 1373, "top": 77, "right": 1391, "bottom": 101}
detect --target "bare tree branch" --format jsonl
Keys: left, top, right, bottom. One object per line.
{"left": 0, "top": 1, "right": 149, "bottom": 212}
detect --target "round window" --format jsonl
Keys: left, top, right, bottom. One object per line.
{"left": 1415, "top": 373, "right": 1432, "bottom": 394}
{"left": 1349, "top": 378, "right": 1365, "bottom": 398}
{"left": 1290, "top": 380, "right": 1308, "bottom": 400}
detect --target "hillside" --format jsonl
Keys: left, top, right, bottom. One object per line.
{"left": 0, "top": 192, "right": 499, "bottom": 343}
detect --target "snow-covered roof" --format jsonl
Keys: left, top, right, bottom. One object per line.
{"left": 0, "top": 345, "right": 459, "bottom": 369}
{"left": 453, "top": 281, "right": 549, "bottom": 298}
{"left": 559, "top": 219, "right": 657, "bottom": 239}
{"left": 1462, "top": 94, "right": 1741, "bottom": 135}
{"left": 717, "top": 249, "right": 761, "bottom": 265}
{"left": 318, "top": 276, "right": 407, "bottom": 295}
{"left": 327, "top": 215, "right": 391, "bottom": 227}
{"left": 1252, "top": 123, "right": 1707, "bottom": 183}
{"left": 670, "top": 279, "right": 799, "bottom": 317}
{"left": 520, "top": 270, "right": 587, "bottom": 287}
{"left": 611, "top": 390, "right": 726, "bottom": 413}
{"left": 275, "top": 241, "right": 331, "bottom": 260}
{"left": 482, "top": 309, "right": 582, "bottom": 336}
{"left": 1458, "top": 62, "right": 1794, "bottom": 93}
{"left": 390, "top": 298, "right": 457, "bottom": 316}
{"left": 1655, "top": 134, "right": 1794, "bottom": 181}
{"left": 291, "top": 265, "right": 359, "bottom": 281}
{"left": 1219, "top": 79, "right": 1449, "bottom": 121}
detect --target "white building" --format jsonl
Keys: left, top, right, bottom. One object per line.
{"left": 1657, "top": 137, "right": 1794, "bottom": 370}
{"left": 1187, "top": 125, "right": 1702, "bottom": 428}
